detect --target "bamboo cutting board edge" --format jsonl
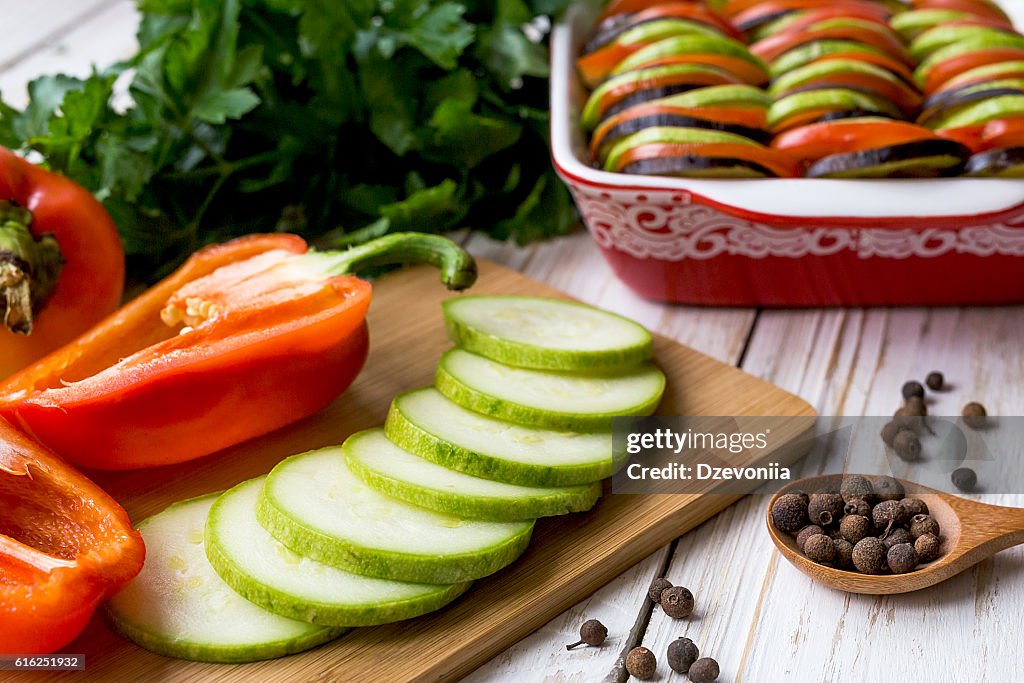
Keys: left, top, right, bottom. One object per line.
{"left": 20, "top": 260, "right": 815, "bottom": 682}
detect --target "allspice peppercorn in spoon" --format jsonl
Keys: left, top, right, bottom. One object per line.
{"left": 766, "top": 474, "right": 1024, "bottom": 594}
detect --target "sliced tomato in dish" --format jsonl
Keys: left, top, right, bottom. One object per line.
{"left": 613, "top": 52, "right": 770, "bottom": 85}
{"left": 935, "top": 61, "right": 1024, "bottom": 94}
{"left": 591, "top": 103, "right": 769, "bottom": 156}
{"left": 816, "top": 52, "right": 917, "bottom": 85}
{"left": 728, "top": 0, "right": 891, "bottom": 22}
{"left": 922, "top": 48, "right": 1024, "bottom": 94}
{"left": 938, "top": 116, "right": 1024, "bottom": 152}
{"left": 763, "top": 7, "right": 892, "bottom": 34}
{"left": 772, "top": 119, "right": 942, "bottom": 167}
{"left": 615, "top": 142, "right": 799, "bottom": 177}
{"left": 587, "top": 2, "right": 740, "bottom": 51}
{"left": 910, "top": 0, "right": 1011, "bottom": 24}
{"left": 752, "top": 25, "right": 912, "bottom": 66}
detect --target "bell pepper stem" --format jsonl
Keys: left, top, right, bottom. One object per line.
{"left": 325, "top": 232, "right": 477, "bottom": 291}
{"left": 0, "top": 201, "right": 64, "bottom": 335}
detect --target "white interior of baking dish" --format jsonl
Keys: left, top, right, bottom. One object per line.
{"left": 551, "top": 0, "right": 1024, "bottom": 218}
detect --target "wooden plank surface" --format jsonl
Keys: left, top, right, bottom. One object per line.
{"left": 8, "top": 260, "right": 810, "bottom": 682}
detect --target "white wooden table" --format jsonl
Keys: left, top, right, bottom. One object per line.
{"left": 3, "top": 2, "right": 1022, "bottom": 680}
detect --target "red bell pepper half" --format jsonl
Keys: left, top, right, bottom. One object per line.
{"left": 0, "top": 232, "right": 476, "bottom": 470}
{"left": 0, "top": 417, "right": 144, "bottom": 653}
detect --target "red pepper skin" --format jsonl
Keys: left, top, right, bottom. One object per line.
{"left": 0, "top": 147, "right": 124, "bottom": 379}
{"left": 0, "top": 234, "right": 371, "bottom": 470}
{"left": 0, "top": 418, "right": 144, "bottom": 653}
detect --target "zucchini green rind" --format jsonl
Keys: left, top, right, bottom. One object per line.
{"left": 604, "top": 125, "right": 762, "bottom": 170}
{"left": 435, "top": 348, "right": 665, "bottom": 431}
{"left": 915, "top": 35, "right": 1024, "bottom": 88}
{"left": 654, "top": 84, "right": 772, "bottom": 109}
{"left": 442, "top": 295, "right": 652, "bottom": 371}
{"left": 611, "top": 34, "right": 769, "bottom": 80}
{"left": 206, "top": 477, "right": 472, "bottom": 627}
{"left": 769, "top": 41, "right": 886, "bottom": 78}
{"left": 910, "top": 25, "right": 1019, "bottom": 63}
{"left": 386, "top": 388, "right": 623, "bottom": 487}
{"left": 768, "top": 59, "right": 913, "bottom": 99}
{"left": 924, "top": 95, "right": 1024, "bottom": 130}
{"left": 258, "top": 447, "right": 534, "bottom": 584}
{"left": 343, "top": 429, "right": 602, "bottom": 521}
{"left": 767, "top": 88, "right": 900, "bottom": 130}
{"left": 890, "top": 10, "right": 970, "bottom": 42}
{"left": 106, "top": 494, "right": 342, "bottom": 663}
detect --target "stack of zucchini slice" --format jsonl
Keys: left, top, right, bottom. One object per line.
{"left": 580, "top": 0, "right": 1021, "bottom": 178}
{"left": 108, "top": 296, "right": 665, "bottom": 662}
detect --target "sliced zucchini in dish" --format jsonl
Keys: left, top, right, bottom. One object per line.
{"left": 914, "top": 35, "right": 1024, "bottom": 90}
{"left": 927, "top": 94, "right": 1024, "bottom": 131}
{"left": 343, "top": 429, "right": 602, "bottom": 521}
{"left": 920, "top": 85, "right": 1024, "bottom": 128}
{"left": 910, "top": 24, "right": 1020, "bottom": 63}
{"left": 890, "top": 9, "right": 971, "bottom": 41}
{"left": 805, "top": 139, "right": 970, "bottom": 178}
{"left": 581, "top": 64, "right": 741, "bottom": 130}
{"left": 769, "top": 40, "right": 890, "bottom": 78}
{"left": 964, "top": 146, "right": 1024, "bottom": 177}
{"left": 650, "top": 83, "right": 772, "bottom": 109}
{"left": 767, "top": 87, "right": 901, "bottom": 132}
{"left": 768, "top": 58, "right": 922, "bottom": 114}
{"left": 936, "top": 60, "right": 1024, "bottom": 93}
{"left": 591, "top": 111, "right": 771, "bottom": 160}
{"left": 603, "top": 125, "right": 762, "bottom": 170}
{"left": 610, "top": 34, "right": 770, "bottom": 85}
{"left": 435, "top": 348, "right": 665, "bottom": 431}
{"left": 584, "top": 3, "right": 739, "bottom": 55}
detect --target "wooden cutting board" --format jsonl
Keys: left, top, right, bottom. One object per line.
{"left": 28, "top": 260, "right": 815, "bottom": 683}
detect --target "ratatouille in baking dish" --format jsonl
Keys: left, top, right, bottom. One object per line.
{"left": 579, "top": 0, "right": 1024, "bottom": 178}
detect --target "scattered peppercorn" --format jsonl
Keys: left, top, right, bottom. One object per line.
{"left": 892, "top": 407, "right": 923, "bottom": 432}
{"left": 915, "top": 533, "right": 941, "bottom": 563}
{"left": 839, "top": 515, "right": 871, "bottom": 545}
{"left": 901, "top": 498, "right": 928, "bottom": 517}
{"left": 904, "top": 395, "right": 927, "bottom": 417}
{"left": 840, "top": 475, "right": 873, "bottom": 503}
{"left": 873, "top": 499, "right": 908, "bottom": 530}
{"left": 925, "top": 372, "right": 944, "bottom": 391}
{"left": 626, "top": 647, "right": 657, "bottom": 680}
{"left": 648, "top": 577, "right": 673, "bottom": 603}
{"left": 893, "top": 430, "right": 922, "bottom": 462}
{"left": 667, "top": 637, "right": 699, "bottom": 674}
{"left": 804, "top": 534, "right": 836, "bottom": 565}
{"left": 882, "top": 527, "right": 914, "bottom": 549}
{"left": 962, "top": 402, "right": 987, "bottom": 429}
{"left": 833, "top": 538, "right": 855, "bottom": 569}
{"left": 952, "top": 467, "right": 977, "bottom": 491}
{"left": 796, "top": 525, "right": 825, "bottom": 552}
{"left": 771, "top": 493, "right": 809, "bottom": 533}
{"left": 910, "top": 514, "right": 940, "bottom": 539}
{"left": 808, "top": 492, "right": 844, "bottom": 526}
{"left": 880, "top": 421, "right": 901, "bottom": 448}
{"left": 902, "top": 380, "right": 925, "bottom": 400}
{"left": 688, "top": 657, "right": 720, "bottom": 683}
{"left": 887, "top": 543, "right": 919, "bottom": 574}
{"left": 661, "top": 586, "right": 695, "bottom": 619}
{"left": 566, "top": 619, "right": 608, "bottom": 650}
{"left": 872, "top": 476, "right": 905, "bottom": 502}
{"left": 844, "top": 499, "right": 871, "bottom": 517}
{"left": 852, "top": 537, "right": 888, "bottom": 574}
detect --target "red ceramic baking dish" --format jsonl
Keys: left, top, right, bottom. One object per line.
{"left": 551, "top": 0, "right": 1024, "bottom": 307}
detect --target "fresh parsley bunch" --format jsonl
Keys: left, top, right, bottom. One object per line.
{"left": 0, "top": 0, "right": 574, "bottom": 279}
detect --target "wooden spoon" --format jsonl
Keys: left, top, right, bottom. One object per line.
{"left": 766, "top": 474, "right": 1024, "bottom": 594}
